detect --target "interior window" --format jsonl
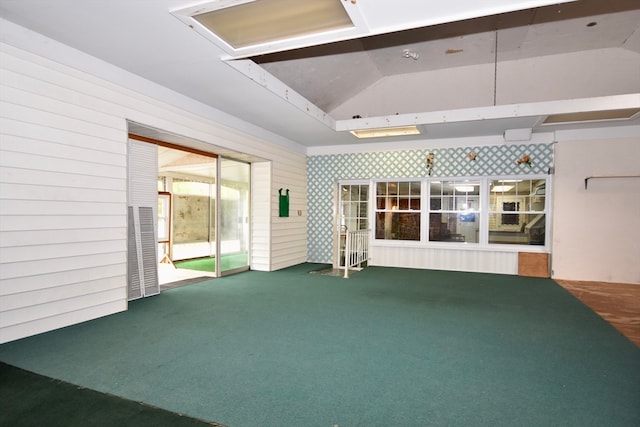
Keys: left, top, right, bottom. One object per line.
{"left": 364, "top": 176, "right": 548, "bottom": 248}
{"left": 488, "top": 179, "right": 546, "bottom": 245}
{"left": 428, "top": 181, "right": 480, "bottom": 243}
{"left": 375, "top": 181, "right": 421, "bottom": 241}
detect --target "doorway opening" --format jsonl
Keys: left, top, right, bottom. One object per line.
{"left": 333, "top": 182, "right": 370, "bottom": 276}
{"left": 128, "top": 131, "right": 250, "bottom": 295}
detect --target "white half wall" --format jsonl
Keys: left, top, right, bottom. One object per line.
{"left": 371, "top": 246, "right": 518, "bottom": 275}
{"left": 552, "top": 129, "right": 640, "bottom": 284}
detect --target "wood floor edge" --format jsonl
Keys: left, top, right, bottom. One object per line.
{"left": 554, "top": 279, "right": 640, "bottom": 348}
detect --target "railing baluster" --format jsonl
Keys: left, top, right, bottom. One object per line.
{"left": 343, "top": 229, "right": 370, "bottom": 278}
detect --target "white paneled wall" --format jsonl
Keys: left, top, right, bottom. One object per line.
{"left": 251, "top": 161, "right": 272, "bottom": 271}
{"left": 0, "top": 46, "right": 128, "bottom": 343}
{"left": 271, "top": 157, "right": 308, "bottom": 270}
{"left": 371, "top": 246, "right": 518, "bottom": 275}
{"left": 0, "top": 27, "right": 307, "bottom": 342}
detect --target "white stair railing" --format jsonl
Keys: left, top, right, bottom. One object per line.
{"left": 343, "top": 228, "right": 370, "bottom": 278}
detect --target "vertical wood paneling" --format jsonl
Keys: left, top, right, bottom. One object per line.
{"left": 0, "top": 33, "right": 308, "bottom": 343}
{"left": 370, "top": 246, "right": 518, "bottom": 275}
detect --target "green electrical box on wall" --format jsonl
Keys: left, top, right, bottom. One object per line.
{"left": 279, "top": 188, "right": 289, "bottom": 217}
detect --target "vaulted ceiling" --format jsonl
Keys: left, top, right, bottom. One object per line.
{"left": 1, "top": 0, "right": 639, "bottom": 149}
{"left": 256, "top": 0, "right": 640, "bottom": 118}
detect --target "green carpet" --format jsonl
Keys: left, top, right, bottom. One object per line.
{"left": 174, "top": 253, "right": 248, "bottom": 273}
{"left": 0, "top": 264, "right": 638, "bottom": 427}
{"left": 0, "top": 362, "right": 222, "bottom": 427}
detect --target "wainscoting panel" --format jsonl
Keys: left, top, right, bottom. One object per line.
{"left": 371, "top": 246, "right": 519, "bottom": 275}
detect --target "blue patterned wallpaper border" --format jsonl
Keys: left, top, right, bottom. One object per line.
{"left": 307, "top": 143, "right": 554, "bottom": 263}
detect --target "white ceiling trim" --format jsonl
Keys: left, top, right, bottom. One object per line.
{"left": 335, "top": 94, "right": 640, "bottom": 131}
{"left": 226, "top": 59, "right": 336, "bottom": 130}
{"left": 306, "top": 132, "right": 557, "bottom": 156}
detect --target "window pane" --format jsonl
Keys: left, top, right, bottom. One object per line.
{"left": 430, "top": 197, "right": 441, "bottom": 210}
{"left": 411, "top": 181, "right": 421, "bottom": 195}
{"left": 360, "top": 185, "right": 369, "bottom": 199}
{"left": 427, "top": 180, "right": 480, "bottom": 244}
{"left": 374, "top": 180, "right": 422, "bottom": 241}
{"left": 340, "top": 184, "right": 369, "bottom": 231}
{"left": 428, "top": 212, "right": 479, "bottom": 243}
{"left": 375, "top": 212, "right": 420, "bottom": 240}
{"left": 441, "top": 196, "right": 454, "bottom": 210}
{"left": 489, "top": 178, "right": 547, "bottom": 246}
{"left": 489, "top": 213, "right": 545, "bottom": 245}
{"left": 531, "top": 182, "right": 545, "bottom": 211}
{"left": 172, "top": 179, "right": 210, "bottom": 196}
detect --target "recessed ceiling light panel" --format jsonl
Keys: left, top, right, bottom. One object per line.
{"left": 174, "top": 0, "right": 363, "bottom": 57}
{"left": 543, "top": 108, "right": 640, "bottom": 125}
{"left": 350, "top": 125, "right": 421, "bottom": 139}
{"left": 193, "top": 0, "right": 353, "bottom": 49}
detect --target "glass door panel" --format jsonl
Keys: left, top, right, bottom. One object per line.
{"left": 219, "top": 157, "right": 250, "bottom": 275}
{"left": 336, "top": 183, "right": 369, "bottom": 268}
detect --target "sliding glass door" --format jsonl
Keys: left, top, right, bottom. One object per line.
{"left": 218, "top": 157, "right": 250, "bottom": 275}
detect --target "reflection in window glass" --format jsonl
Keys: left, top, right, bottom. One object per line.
{"left": 375, "top": 212, "right": 420, "bottom": 240}
{"left": 429, "top": 181, "right": 480, "bottom": 243}
{"left": 353, "top": 176, "right": 549, "bottom": 247}
{"left": 340, "top": 184, "right": 369, "bottom": 231}
{"left": 157, "top": 194, "right": 170, "bottom": 242}
{"left": 375, "top": 181, "right": 421, "bottom": 241}
{"left": 172, "top": 179, "right": 211, "bottom": 196}
{"left": 489, "top": 179, "right": 547, "bottom": 245}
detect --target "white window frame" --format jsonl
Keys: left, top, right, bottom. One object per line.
{"left": 373, "top": 179, "right": 423, "bottom": 243}
{"left": 368, "top": 175, "right": 551, "bottom": 251}
{"left": 427, "top": 178, "right": 482, "bottom": 245}
{"left": 486, "top": 175, "right": 550, "bottom": 249}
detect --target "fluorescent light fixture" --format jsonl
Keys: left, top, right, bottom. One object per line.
{"left": 192, "top": 0, "right": 353, "bottom": 49}
{"left": 543, "top": 108, "right": 640, "bottom": 125}
{"left": 350, "top": 125, "right": 420, "bottom": 139}
{"left": 455, "top": 185, "right": 475, "bottom": 192}
{"left": 492, "top": 185, "right": 514, "bottom": 192}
